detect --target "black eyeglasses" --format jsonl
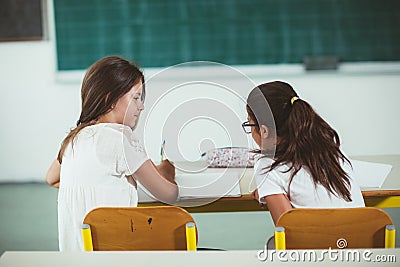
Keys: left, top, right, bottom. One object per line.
{"left": 241, "top": 121, "right": 258, "bottom": 134}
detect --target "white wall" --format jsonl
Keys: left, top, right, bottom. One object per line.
{"left": 0, "top": 3, "right": 399, "bottom": 182}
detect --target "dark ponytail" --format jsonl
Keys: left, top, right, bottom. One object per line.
{"left": 247, "top": 81, "right": 352, "bottom": 201}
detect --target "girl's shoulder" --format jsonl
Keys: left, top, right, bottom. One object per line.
{"left": 254, "top": 155, "right": 274, "bottom": 168}
{"left": 81, "top": 123, "right": 142, "bottom": 149}
{"left": 254, "top": 156, "right": 292, "bottom": 176}
{"left": 254, "top": 156, "right": 275, "bottom": 175}
{"left": 84, "top": 123, "right": 136, "bottom": 139}
{"left": 101, "top": 123, "right": 145, "bottom": 153}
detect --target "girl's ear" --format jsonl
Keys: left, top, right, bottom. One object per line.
{"left": 260, "top": 125, "right": 269, "bottom": 139}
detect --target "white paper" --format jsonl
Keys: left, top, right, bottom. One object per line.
{"left": 138, "top": 171, "right": 241, "bottom": 202}
{"left": 350, "top": 159, "right": 392, "bottom": 188}
{"left": 175, "top": 172, "right": 241, "bottom": 199}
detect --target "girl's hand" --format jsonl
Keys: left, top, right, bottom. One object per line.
{"left": 156, "top": 160, "right": 176, "bottom": 184}
{"left": 45, "top": 159, "right": 61, "bottom": 188}
{"left": 252, "top": 188, "right": 259, "bottom": 200}
{"left": 252, "top": 189, "right": 267, "bottom": 209}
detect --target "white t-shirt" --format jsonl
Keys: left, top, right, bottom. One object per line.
{"left": 255, "top": 156, "right": 365, "bottom": 208}
{"left": 58, "top": 123, "right": 148, "bottom": 251}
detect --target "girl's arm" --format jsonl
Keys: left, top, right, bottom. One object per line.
{"left": 45, "top": 160, "right": 61, "bottom": 188}
{"left": 264, "top": 194, "right": 292, "bottom": 225}
{"left": 133, "top": 159, "right": 178, "bottom": 204}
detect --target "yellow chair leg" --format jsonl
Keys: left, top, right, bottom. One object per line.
{"left": 274, "top": 226, "right": 286, "bottom": 250}
{"left": 81, "top": 224, "right": 94, "bottom": 251}
{"left": 185, "top": 222, "right": 197, "bottom": 251}
{"left": 385, "top": 225, "right": 396, "bottom": 248}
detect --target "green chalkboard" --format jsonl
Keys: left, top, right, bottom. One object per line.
{"left": 54, "top": 0, "right": 400, "bottom": 70}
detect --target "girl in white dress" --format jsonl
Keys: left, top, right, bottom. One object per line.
{"left": 45, "top": 56, "right": 178, "bottom": 251}
{"left": 243, "top": 81, "right": 364, "bottom": 225}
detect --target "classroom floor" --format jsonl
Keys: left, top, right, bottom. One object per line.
{"left": 0, "top": 183, "right": 399, "bottom": 255}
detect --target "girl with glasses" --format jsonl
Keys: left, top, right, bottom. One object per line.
{"left": 246, "top": 81, "right": 364, "bottom": 225}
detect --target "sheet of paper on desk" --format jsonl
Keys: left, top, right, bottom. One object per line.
{"left": 138, "top": 172, "right": 241, "bottom": 202}
{"left": 175, "top": 172, "right": 241, "bottom": 199}
{"left": 350, "top": 159, "right": 392, "bottom": 188}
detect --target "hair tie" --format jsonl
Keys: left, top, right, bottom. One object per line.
{"left": 290, "top": 96, "right": 299, "bottom": 105}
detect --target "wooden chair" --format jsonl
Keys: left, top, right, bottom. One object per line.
{"left": 81, "top": 206, "right": 198, "bottom": 251}
{"left": 274, "top": 207, "right": 395, "bottom": 249}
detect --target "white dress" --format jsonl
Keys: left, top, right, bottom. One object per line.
{"left": 255, "top": 156, "right": 365, "bottom": 208}
{"left": 58, "top": 123, "right": 148, "bottom": 251}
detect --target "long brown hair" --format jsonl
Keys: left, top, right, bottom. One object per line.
{"left": 57, "top": 56, "right": 145, "bottom": 163}
{"left": 247, "top": 81, "right": 352, "bottom": 201}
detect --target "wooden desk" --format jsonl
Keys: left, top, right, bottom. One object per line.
{"left": 139, "top": 155, "right": 400, "bottom": 213}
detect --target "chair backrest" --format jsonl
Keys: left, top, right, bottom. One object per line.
{"left": 83, "top": 206, "right": 197, "bottom": 250}
{"left": 275, "top": 207, "right": 393, "bottom": 249}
